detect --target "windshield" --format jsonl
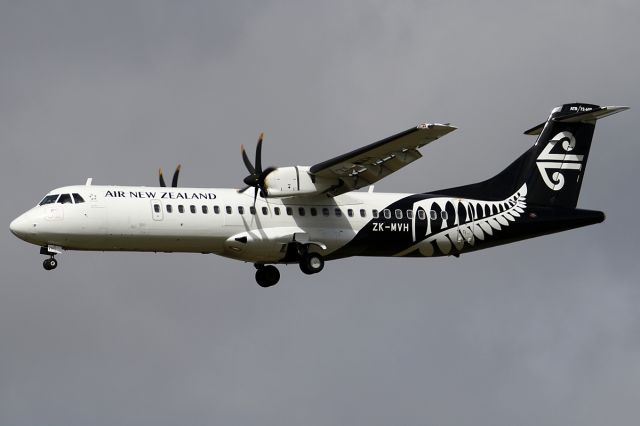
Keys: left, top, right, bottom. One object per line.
{"left": 39, "top": 194, "right": 59, "bottom": 205}
{"left": 57, "top": 194, "right": 72, "bottom": 204}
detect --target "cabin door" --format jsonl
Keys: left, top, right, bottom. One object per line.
{"left": 151, "top": 200, "right": 164, "bottom": 221}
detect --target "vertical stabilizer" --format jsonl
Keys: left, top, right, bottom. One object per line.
{"left": 523, "top": 103, "right": 627, "bottom": 208}
{"left": 431, "top": 103, "right": 628, "bottom": 209}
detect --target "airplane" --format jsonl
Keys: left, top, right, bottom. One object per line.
{"left": 9, "top": 103, "right": 627, "bottom": 287}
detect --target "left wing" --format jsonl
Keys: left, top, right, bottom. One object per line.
{"left": 309, "top": 123, "right": 456, "bottom": 196}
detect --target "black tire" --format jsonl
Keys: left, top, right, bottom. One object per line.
{"left": 263, "top": 265, "right": 280, "bottom": 286}
{"left": 256, "top": 265, "right": 280, "bottom": 287}
{"left": 255, "top": 268, "right": 268, "bottom": 287}
{"left": 43, "top": 258, "right": 57, "bottom": 271}
{"left": 300, "top": 252, "right": 324, "bottom": 275}
{"left": 299, "top": 261, "right": 311, "bottom": 275}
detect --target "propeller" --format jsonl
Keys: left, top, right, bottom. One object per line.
{"left": 239, "top": 132, "right": 275, "bottom": 203}
{"left": 159, "top": 164, "right": 181, "bottom": 187}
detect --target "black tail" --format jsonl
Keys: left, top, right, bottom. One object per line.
{"left": 431, "top": 103, "right": 628, "bottom": 208}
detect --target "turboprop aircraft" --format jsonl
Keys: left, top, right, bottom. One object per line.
{"left": 9, "top": 103, "right": 627, "bottom": 287}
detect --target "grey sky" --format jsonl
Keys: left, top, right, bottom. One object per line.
{"left": 1, "top": 1, "right": 639, "bottom": 425}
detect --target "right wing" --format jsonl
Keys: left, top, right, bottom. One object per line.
{"left": 309, "top": 123, "right": 456, "bottom": 196}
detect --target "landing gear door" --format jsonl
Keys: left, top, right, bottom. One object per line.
{"left": 151, "top": 200, "right": 164, "bottom": 221}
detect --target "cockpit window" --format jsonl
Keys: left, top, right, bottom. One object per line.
{"left": 39, "top": 194, "right": 59, "bottom": 205}
{"left": 58, "top": 194, "right": 73, "bottom": 204}
{"left": 72, "top": 193, "right": 85, "bottom": 203}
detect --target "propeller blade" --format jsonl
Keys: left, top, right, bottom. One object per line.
{"left": 239, "top": 133, "right": 272, "bottom": 200}
{"left": 171, "top": 164, "right": 181, "bottom": 188}
{"left": 241, "top": 144, "right": 256, "bottom": 175}
{"left": 159, "top": 168, "right": 166, "bottom": 187}
{"left": 255, "top": 132, "right": 264, "bottom": 174}
{"left": 259, "top": 166, "right": 276, "bottom": 181}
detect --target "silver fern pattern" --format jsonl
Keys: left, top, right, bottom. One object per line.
{"left": 395, "top": 184, "right": 528, "bottom": 257}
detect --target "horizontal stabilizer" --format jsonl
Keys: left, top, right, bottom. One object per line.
{"left": 555, "top": 105, "right": 629, "bottom": 123}
{"left": 524, "top": 105, "right": 629, "bottom": 135}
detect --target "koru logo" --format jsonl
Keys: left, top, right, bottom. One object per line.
{"left": 536, "top": 131, "right": 584, "bottom": 191}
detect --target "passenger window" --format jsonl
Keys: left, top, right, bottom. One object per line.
{"left": 406, "top": 210, "right": 413, "bottom": 219}
{"left": 226, "top": 206, "right": 232, "bottom": 214}
{"left": 286, "top": 207, "right": 293, "bottom": 216}
{"left": 178, "top": 205, "right": 185, "bottom": 213}
{"left": 335, "top": 208, "right": 342, "bottom": 217}
{"left": 154, "top": 204, "right": 161, "bottom": 213}
{"left": 190, "top": 205, "right": 196, "bottom": 214}
{"left": 202, "top": 205, "right": 208, "bottom": 214}
{"left": 418, "top": 210, "right": 426, "bottom": 220}
{"left": 262, "top": 207, "right": 269, "bottom": 215}
{"left": 274, "top": 207, "right": 281, "bottom": 215}
{"left": 360, "top": 209, "right": 366, "bottom": 218}
{"left": 310, "top": 207, "right": 317, "bottom": 216}
{"left": 430, "top": 211, "right": 437, "bottom": 220}
{"left": 58, "top": 194, "right": 73, "bottom": 204}
{"left": 72, "top": 193, "right": 85, "bottom": 203}
{"left": 395, "top": 209, "right": 403, "bottom": 219}
{"left": 441, "top": 211, "right": 448, "bottom": 220}
{"left": 238, "top": 206, "right": 245, "bottom": 215}
{"left": 214, "top": 205, "right": 220, "bottom": 214}
{"left": 372, "top": 209, "right": 379, "bottom": 218}
{"left": 39, "top": 195, "right": 59, "bottom": 205}
{"left": 298, "top": 207, "right": 306, "bottom": 216}
{"left": 322, "top": 207, "right": 330, "bottom": 217}
{"left": 250, "top": 206, "right": 256, "bottom": 215}
{"left": 348, "top": 209, "right": 354, "bottom": 217}
{"left": 166, "top": 205, "right": 173, "bottom": 213}
{"left": 383, "top": 209, "right": 391, "bottom": 219}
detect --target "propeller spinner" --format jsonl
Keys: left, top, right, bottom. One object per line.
{"left": 239, "top": 133, "right": 275, "bottom": 202}
{"left": 159, "top": 164, "right": 181, "bottom": 188}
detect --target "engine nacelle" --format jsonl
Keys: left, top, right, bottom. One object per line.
{"left": 264, "top": 166, "right": 337, "bottom": 198}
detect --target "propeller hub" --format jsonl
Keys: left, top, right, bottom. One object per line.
{"left": 243, "top": 175, "right": 259, "bottom": 187}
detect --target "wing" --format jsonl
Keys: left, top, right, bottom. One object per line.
{"left": 309, "top": 123, "right": 456, "bottom": 196}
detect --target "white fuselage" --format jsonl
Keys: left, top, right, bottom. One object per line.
{"left": 10, "top": 185, "right": 407, "bottom": 263}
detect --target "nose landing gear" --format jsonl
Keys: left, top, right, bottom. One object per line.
{"left": 40, "top": 245, "right": 61, "bottom": 271}
{"left": 43, "top": 256, "right": 58, "bottom": 270}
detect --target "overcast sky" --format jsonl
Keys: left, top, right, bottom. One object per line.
{"left": 2, "top": 1, "right": 640, "bottom": 425}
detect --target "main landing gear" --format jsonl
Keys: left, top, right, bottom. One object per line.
{"left": 299, "top": 252, "right": 324, "bottom": 275}
{"left": 254, "top": 251, "right": 326, "bottom": 288}
{"left": 255, "top": 264, "right": 280, "bottom": 288}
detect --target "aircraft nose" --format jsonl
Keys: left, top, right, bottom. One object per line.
{"left": 9, "top": 214, "right": 31, "bottom": 239}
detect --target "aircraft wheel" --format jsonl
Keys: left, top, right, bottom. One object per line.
{"left": 43, "top": 257, "right": 58, "bottom": 271}
{"left": 300, "top": 253, "right": 324, "bottom": 275}
{"left": 256, "top": 265, "right": 280, "bottom": 288}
